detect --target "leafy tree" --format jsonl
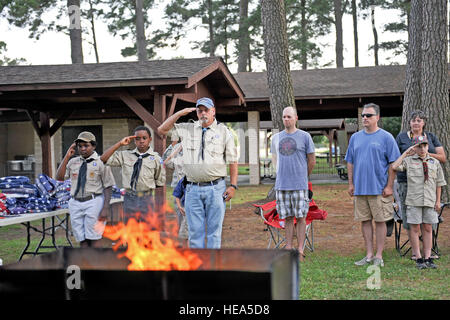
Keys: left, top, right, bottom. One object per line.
{"left": 0, "top": 40, "right": 26, "bottom": 65}
{"left": 101, "top": 0, "right": 157, "bottom": 59}
{"left": 381, "top": 117, "right": 401, "bottom": 137}
{"left": 286, "top": 0, "right": 333, "bottom": 69}
{"left": 154, "top": 0, "right": 239, "bottom": 63}
{"left": 360, "top": 0, "right": 409, "bottom": 64}
{"left": 0, "top": 0, "right": 109, "bottom": 63}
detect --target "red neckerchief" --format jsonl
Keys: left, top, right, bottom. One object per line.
{"left": 417, "top": 155, "right": 429, "bottom": 182}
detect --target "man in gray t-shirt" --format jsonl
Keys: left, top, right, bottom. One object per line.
{"left": 271, "top": 107, "right": 316, "bottom": 261}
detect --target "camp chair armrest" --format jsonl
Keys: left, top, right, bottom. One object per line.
{"left": 439, "top": 202, "right": 450, "bottom": 216}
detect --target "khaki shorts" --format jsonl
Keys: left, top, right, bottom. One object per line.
{"left": 406, "top": 206, "right": 438, "bottom": 225}
{"left": 354, "top": 195, "right": 394, "bottom": 222}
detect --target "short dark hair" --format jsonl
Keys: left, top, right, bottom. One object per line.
{"left": 409, "top": 110, "right": 427, "bottom": 122}
{"left": 363, "top": 103, "right": 380, "bottom": 115}
{"left": 408, "top": 110, "right": 427, "bottom": 131}
{"left": 77, "top": 140, "right": 96, "bottom": 147}
{"left": 133, "top": 125, "right": 152, "bottom": 137}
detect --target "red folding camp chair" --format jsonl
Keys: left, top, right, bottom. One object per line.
{"left": 253, "top": 182, "right": 328, "bottom": 251}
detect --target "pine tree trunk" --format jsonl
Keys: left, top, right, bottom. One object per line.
{"left": 207, "top": 0, "right": 216, "bottom": 56}
{"left": 300, "top": 0, "right": 307, "bottom": 70}
{"left": 352, "top": 0, "right": 359, "bottom": 67}
{"left": 370, "top": 5, "right": 379, "bottom": 66}
{"left": 67, "top": 0, "right": 83, "bottom": 64}
{"left": 238, "top": 0, "right": 249, "bottom": 72}
{"left": 88, "top": 0, "right": 99, "bottom": 63}
{"left": 402, "top": 0, "right": 422, "bottom": 131}
{"left": 421, "top": 0, "right": 450, "bottom": 201}
{"left": 334, "top": 0, "right": 344, "bottom": 68}
{"left": 135, "top": 0, "right": 147, "bottom": 62}
{"left": 261, "top": 0, "right": 296, "bottom": 130}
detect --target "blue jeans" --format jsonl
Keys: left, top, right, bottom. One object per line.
{"left": 123, "top": 192, "right": 154, "bottom": 222}
{"left": 185, "top": 179, "right": 226, "bottom": 248}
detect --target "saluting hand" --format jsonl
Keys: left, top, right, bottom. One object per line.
{"left": 120, "top": 135, "right": 136, "bottom": 146}
{"left": 404, "top": 146, "right": 416, "bottom": 157}
{"left": 180, "top": 107, "right": 197, "bottom": 116}
{"left": 66, "top": 143, "right": 76, "bottom": 157}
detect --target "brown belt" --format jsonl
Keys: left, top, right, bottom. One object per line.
{"left": 74, "top": 193, "right": 102, "bottom": 202}
{"left": 187, "top": 177, "right": 224, "bottom": 187}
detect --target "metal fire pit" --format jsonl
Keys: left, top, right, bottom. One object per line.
{"left": 0, "top": 247, "right": 299, "bottom": 300}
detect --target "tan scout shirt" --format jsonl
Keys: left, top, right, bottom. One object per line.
{"left": 65, "top": 152, "right": 115, "bottom": 198}
{"left": 106, "top": 148, "right": 165, "bottom": 192}
{"left": 395, "top": 154, "right": 447, "bottom": 207}
{"left": 170, "top": 119, "right": 238, "bottom": 182}
{"left": 164, "top": 143, "right": 185, "bottom": 188}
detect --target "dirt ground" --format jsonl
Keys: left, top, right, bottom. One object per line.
{"left": 221, "top": 184, "right": 450, "bottom": 257}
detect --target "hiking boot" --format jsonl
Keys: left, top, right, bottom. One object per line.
{"left": 354, "top": 256, "right": 373, "bottom": 266}
{"left": 415, "top": 258, "right": 427, "bottom": 270}
{"left": 425, "top": 258, "right": 437, "bottom": 269}
{"left": 372, "top": 257, "right": 384, "bottom": 267}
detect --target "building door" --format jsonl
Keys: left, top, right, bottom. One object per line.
{"left": 62, "top": 126, "right": 103, "bottom": 158}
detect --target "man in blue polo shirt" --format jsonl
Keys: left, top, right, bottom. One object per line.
{"left": 345, "top": 103, "right": 400, "bottom": 267}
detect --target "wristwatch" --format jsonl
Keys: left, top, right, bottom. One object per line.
{"left": 230, "top": 184, "right": 238, "bottom": 190}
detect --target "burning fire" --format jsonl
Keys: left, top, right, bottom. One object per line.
{"left": 102, "top": 203, "right": 202, "bottom": 271}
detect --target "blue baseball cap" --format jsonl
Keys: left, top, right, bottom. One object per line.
{"left": 196, "top": 97, "right": 215, "bottom": 109}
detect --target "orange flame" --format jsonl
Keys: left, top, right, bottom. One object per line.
{"left": 102, "top": 203, "right": 202, "bottom": 271}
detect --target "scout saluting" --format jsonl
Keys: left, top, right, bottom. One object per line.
{"left": 56, "top": 131, "right": 115, "bottom": 248}
{"left": 100, "top": 126, "right": 165, "bottom": 221}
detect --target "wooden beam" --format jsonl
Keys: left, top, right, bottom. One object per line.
{"left": 119, "top": 91, "right": 162, "bottom": 135}
{"left": 195, "top": 82, "right": 213, "bottom": 100}
{"left": 215, "top": 97, "right": 242, "bottom": 107}
{"left": 153, "top": 92, "right": 167, "bottom": 209}
{"left": 25, "top": 110, "right": 41, "bottom": 136}
{"left": 0, "top": 78, "right": 188, "bottom": 92}
{"left": 167, "top": 94, "right": 178, "bottom": 117}
{"left": 49, "top": 109, "right": 74, "bottom": 136}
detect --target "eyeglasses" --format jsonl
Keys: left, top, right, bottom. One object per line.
{"left": 361, "top": 113, "right": 376, "bottom": 118}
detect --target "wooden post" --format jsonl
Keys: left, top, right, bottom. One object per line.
{"left": 40, "top": 112, "right": 52, "bottom": 177}
{"left": 153, "top": 92, "right": 167, "bottom": 209}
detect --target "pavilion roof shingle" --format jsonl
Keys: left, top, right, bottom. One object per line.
{"left": 234, "top": 65, "right": 450, "bottom": 100}
{"left": 0, "top": 57, "right": 222, "bottom": 86}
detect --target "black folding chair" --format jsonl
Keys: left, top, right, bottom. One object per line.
{"left": 394, "top": 202, "right": 449, "bottom": 258}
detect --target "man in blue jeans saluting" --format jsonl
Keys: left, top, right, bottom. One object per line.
{"left": 158, "top": 97, "right": 238, "bottom": 249}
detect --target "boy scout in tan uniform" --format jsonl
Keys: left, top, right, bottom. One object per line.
{"left": 56, "top": 131, "right": 115, "bottom": 248}
{"left": 100, "top": 126, "right": 165, "bottom": 221}
{"left": 392, "top": 135, "right": 446, "bottom": 269}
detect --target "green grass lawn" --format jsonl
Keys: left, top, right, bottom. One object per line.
{"left": 300, "top": 249, "right": 450, "bottom": 300}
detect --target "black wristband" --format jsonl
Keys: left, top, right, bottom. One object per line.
{"left": 230, "top": 184, "right": 238, "bottom": 190}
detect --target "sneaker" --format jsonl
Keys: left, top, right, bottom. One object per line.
{"left": 354, "top": 256, "right": 373, "bottom": 266}
{"left": 372, "top": 257, "right": 384, "bottom": 267}
{"left": 425, "top": 258, "right": 437, "bottom": 269}
{"left": 415, "top": 258, "right": 427, "bottom": 270}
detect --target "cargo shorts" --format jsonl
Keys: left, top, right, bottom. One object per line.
{"left": 354, "top": 195, "right": 394, "bottom": 222}
{"left": 406, "top": 206, "right": 438, "bottom": 225}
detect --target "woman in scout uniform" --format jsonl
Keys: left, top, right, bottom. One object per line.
{"left": 100, "top": 126, "right": 165, "bottom": 221}
{"left": 56, "top": 131, "right": 115, "bottom": 248}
